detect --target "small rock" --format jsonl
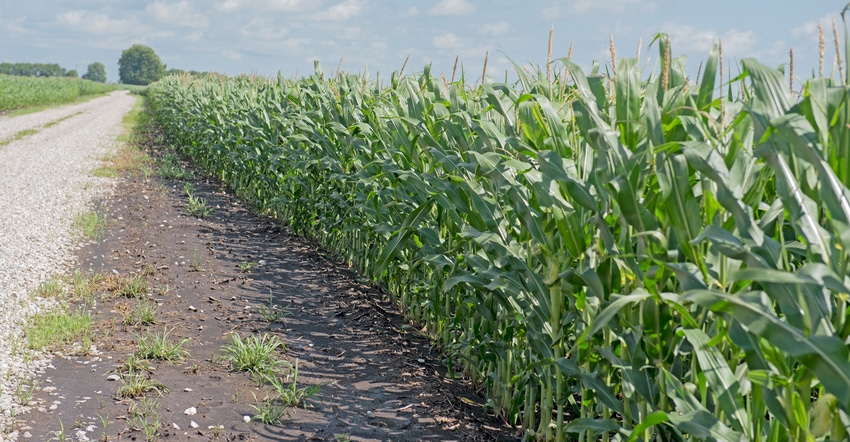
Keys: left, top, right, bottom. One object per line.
{"left": 184, "top": 407, "right": 197, "bottom": 416}
{"left": 189, "top": 305, "right": 196, "bottom": 311}
{"left": 242, "top": 415, "right": 251, "bottom": 423}
{"left": 366, "top": 410, "right": 375, "bottom": 418}
{"left": 172, "top": 423, "right": 181, "bottom": 430}
{"left": 23, "top": 432, "right": 32, "bottom": 438}
{"left": 106, "top": 374, "right": 120, "bottom": 381}
{"left": 49, "top": 404, "right": 58, "bottom": 411}
{"left": 184, "top": 388, "right": 193, "bottom": 392}
{"left": 417, "top": 358, "right": 425, "bottom": 363}
{"left": 190, "top": 421, "right": 199, "bottom": 429}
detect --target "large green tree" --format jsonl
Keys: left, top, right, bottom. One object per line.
{"left": 118, "top": 45, "right": 165, "bottom": 85}
{"left": 82, "top": 62, "right": 107, "bottom": 83}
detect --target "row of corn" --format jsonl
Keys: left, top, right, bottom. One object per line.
{"left": 0, "top": 74, "right": 117, "bottom": 112}
{"left": 147, "top": 36, "right": 850, "bottom": 440}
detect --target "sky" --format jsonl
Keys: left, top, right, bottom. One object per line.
{"left": 1, "top": 1, "right": 847, "bottom": 86}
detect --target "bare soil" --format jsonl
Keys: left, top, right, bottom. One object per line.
{"left": 19, "top": 145, "right": 520, "bottom": 441}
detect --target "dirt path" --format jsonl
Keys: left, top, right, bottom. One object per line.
{"left": 17, "top": 117, "right": 518, "bottom": 440}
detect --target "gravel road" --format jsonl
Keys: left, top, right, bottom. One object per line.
{"left": 0, "top": 91, "right": 137, "bottom": 439}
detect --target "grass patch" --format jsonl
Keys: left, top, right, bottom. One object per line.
{"left": 159, "top": 153, "right": 194, "bottom": 180}
{"left": 115, "top": 275, "right": 149, "bottom": 298}
{"left": 91, "top": 166, "right": 120, "bottom": 178}
{"left": 116, "top": 370, "right": 169, "bottom": 398}
{"left": 219, "top": 333, "right": 285, "bottom": 375}
{"left": 34, "top": 276, "right": 64, "bottom": 298}
{"left": 115, "top": 354, "right": 153, "bottom": 375}
{"left": 88, "top": 96, "right": 153, "bottom": 178}
{"left": 43, "top": 111, "right": 83, "bottom": 128}
{"left": 185, "top": 194, "right": 213, "bottom": 218}
{"left": 0, "top": 128, "right": 39, "bottom": 147}
{"left": 123, "top": 298, "right": 157, "bottom": 326}
{"left": 26, "top": 305, "right": 92, "bottom": 353}
{"left": 4, "top": 92, "right": 110, "bottom": 117}
{"left": 129, "top": 397, "right": 162, "bottom": 442}
{"left": 249, "top": 359, "right": 321, "bottom": 425}
{"left": 265, "top": 359, "right": 319, "bottom": 408}
{"left": 72, "top": 209, "right": 108, "bottom": 241}
{"left": 136, "top": 327, "right": 190, "bottom": 362}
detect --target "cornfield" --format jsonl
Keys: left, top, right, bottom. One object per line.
{"left": 0, "top": 74, "right": 117, "bottom": 111}
{"left": 148, "top": 34, "right": 850, "bottom": 441}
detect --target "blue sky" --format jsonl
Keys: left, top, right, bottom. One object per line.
{"left": 0, "top": 1, "right": 846, "bottom": 86}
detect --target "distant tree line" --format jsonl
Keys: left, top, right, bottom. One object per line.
{"left": 0, "top": 62, "right": 77, "bottom": 78}
{"left": 0, "top": 62, "right": 110, "bottom": 83}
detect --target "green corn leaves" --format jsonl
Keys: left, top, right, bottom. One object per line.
{"left": 148, "top": 34, "right": 850, "bottom": 441}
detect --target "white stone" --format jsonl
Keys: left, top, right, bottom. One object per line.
{"left": 242, "top": 415, "right": 251, "bottom": 423}
{"left": 184, "top": 407, "right": 197, "bottom": 416}
{"left": 190, "top": 421, "right": 199, "bottom": 429}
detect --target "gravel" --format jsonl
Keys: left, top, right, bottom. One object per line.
{"left": 0, "top": 91, "right": 137, "bottom": 440}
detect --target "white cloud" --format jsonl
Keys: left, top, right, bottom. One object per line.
{"left": 147, "top": 1, "right": 209, "bottom": 28}
{"left": 56, "top": 11, "right": 134, "bottom": 35}
{"left": 1, "top": 17, "right": 30, "bottom": 35}
{"left": 430, "top": 0, "right": 476, "bottom": 16}
{"left": 187, "top": 31, "right": 204, "bottom": 42}
{"left": 239, "top": 17, "right": 288, "bottom": 40}
{"left": 215, "top": 0, "right": 317, "bottom": 13}
{"left": 792, "top": 14, "right": 840, "bottom": 42}
{"left": 478, "top": 21, "right": 510, "bottom": 37}
{"left": 312, "top": 0, "right": 366, "bottom": 21}
{"left": 662, "top": 24, "right": 756, "bottom": 57}
{"left": 434, "top": 32, "right": 460, "bottom": 49}
{"left": 544, "top": 0, "right": 654, "bottom": 17}
{"left": 222, "top": 49, "right": 243, "bottom": 60}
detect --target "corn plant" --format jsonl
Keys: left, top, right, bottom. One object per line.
{"left": 148, "top": 27, "right": 850, "bottom": 441}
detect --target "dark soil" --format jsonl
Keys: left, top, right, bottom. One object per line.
{"left": 20, "top": 156, "right": 519, "bottom": 441}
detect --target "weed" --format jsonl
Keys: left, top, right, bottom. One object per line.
{"left": 265, "top": 359, "right": 320, "bottom": 408}
{"left": 182, "top": 181, "right": 195, "bottom": 195}
{"left": 141, "top": 264, "right": 157, "bottom": 276}
{"left": 190, "top": 250, "right": 204, "bottom": 272}
{"left": 72, "top": 210, "right": 108, "bottom": 241}
{"left": 91, "top": 166, "right": 120, "bottom": 178}
{"left": 249, "top": 394, "right": 287, "bottom": 425}
{"left": 124, "top": 298, "right": 157, "bottom": 326}
{"left": 218, "top": 333, "right": 284, "bottom": 374}
{"left": 26, "top": 306, "right": 92, "bottom": 353}
{"left": 118, "top": 275, "right": 148, "bottom": 298}
{"left": 238, "top": 261, "right": 256, "bottom": 273}
{"left": 15, "top": 379, "right": 40, "bottom": 406}
{"left": 116, "top": 354, "right": 152, "bottom": 375}
{"left": 48, "top": 419, "right": 68, "bottom": 442}
{"left": 116, "top": 370, "right": 168, "bottom": 398}
{"left": 255, "top": 294, "right": 289, "bottom": 324}
{"left": 68, "top": 270, "right": 105, "bottom": 302}
{"left": 185, "top": 194, "right": 213, "bottom": 217}
{"left": 136, "top": 327, "right": 190, "bottom": 362}
{"left": 158, "top": 153, "right": 193, "bottom": 180}
{"left": 129, "top": 396, "right": 162, "bottom": 441}
{"left": 34, "top": 276, "right": 64, "bottom": 298}
{"left": 97, "top": 413, "right": 110, "bottom": 441}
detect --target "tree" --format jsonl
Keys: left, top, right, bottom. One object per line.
{"left": 82, "top": 62, "right": 107, "bottom": 83}
{"left": 118, "top": 45, "right": 165, "bottom": 85}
